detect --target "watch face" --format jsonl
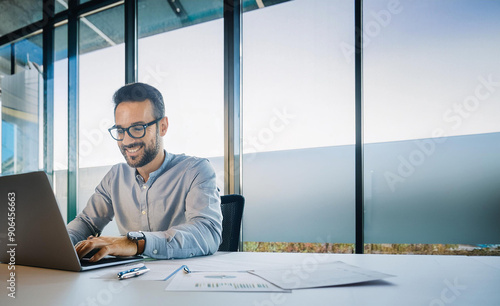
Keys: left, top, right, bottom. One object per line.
{"left": 128, "top": 232, "right": 144, "bottom": 240}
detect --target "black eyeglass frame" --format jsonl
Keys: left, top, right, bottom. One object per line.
{"left": 108, "top": 117, "right": 162, "bottom": 141}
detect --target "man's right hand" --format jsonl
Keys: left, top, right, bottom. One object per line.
{"left": 75, "top": 235, "right": 138, "bottom": 262}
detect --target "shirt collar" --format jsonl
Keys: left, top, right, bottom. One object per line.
{"left": 135, "top": 150, "right": 172, "bottom": 186}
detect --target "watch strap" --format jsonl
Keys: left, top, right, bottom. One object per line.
{"left": 127, "top": 231, "right": 146, "bottom": 255}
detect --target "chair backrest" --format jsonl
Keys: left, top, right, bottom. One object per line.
{"left": 218, "top": 194, "right": 245, "bottom": 252}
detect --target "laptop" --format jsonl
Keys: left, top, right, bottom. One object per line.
{"left": 0, "top": 171, "right": 143, "bottom": 271}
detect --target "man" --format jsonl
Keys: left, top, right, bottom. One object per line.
{"left": 67, "top": 82, "right": 222, "bottom": 262}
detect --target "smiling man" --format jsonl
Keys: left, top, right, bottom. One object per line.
{"left": 67, "top": 83, "right": 222, "bottom": 261}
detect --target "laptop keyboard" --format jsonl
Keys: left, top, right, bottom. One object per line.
{"left": 80, "top": 256, "right": 143, "bottom": 267}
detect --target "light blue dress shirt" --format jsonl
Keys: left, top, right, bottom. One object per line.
{"left": 67, "top": 151, "right": 222, "bottom": 259}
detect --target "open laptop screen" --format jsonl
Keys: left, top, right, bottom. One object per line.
{"left": 0, "top": 171, "right": 142, "bottom": 272}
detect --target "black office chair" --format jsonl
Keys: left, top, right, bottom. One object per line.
{"left": 218, "top": 194, "right": 245, "bottom": 252}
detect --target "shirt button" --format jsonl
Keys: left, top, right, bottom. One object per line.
{"left": 142, "top": 210, "right": 146, "bottom": 215}
{"left": 142, "top": 185, "right": 147, "bottom": 190}
{"left": 153, "top": 249, "right": 158, "bottom": 255}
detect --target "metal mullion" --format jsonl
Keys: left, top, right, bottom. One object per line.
{"left": 224, "top": 0, "right": 243, "bottom": 251}
{"left": 0, "top": 0, "right": 122, "bottom": 47}
{"left": 125, "top": 0, "right": 138, "bottom": 84}
{"left": 75, "top": 0, "right": 123, "bottom": 17}
{"left": 67, "top": 0, "right": 79, "bottom": 222}
{"left": 53, "top": 9, "right": 70, "bottom": 24}
{"left": 354, "top": 0, "right": 364, "bottom": 254}
{"left": 224, "top": 0, "right": 242, "bottom": 196}
{"left": 43, "top": 0, "right": 55, "bottom": 181}
{"left": 10, "top": 44, "right": 15, "bottom": 74}
{"left": 0, "top": 5, "right": 70, "bottom": 46}
{"left": 0, "top": 21, "right": 46, "bottom": 46}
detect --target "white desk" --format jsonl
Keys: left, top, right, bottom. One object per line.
{"left": 1, "top": 252, "right": 499, "bottom": 306}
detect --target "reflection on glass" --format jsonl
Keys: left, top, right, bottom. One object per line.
{"left": 1, "top": 34, "right": 43, "bottom": 175}
{"left": 14, "top": 35, "right": 43, "bottom": 72}
{"left": 0, "top": 44, "right": 11, "bottom": 174}
{"left": 0, "top": 44, "right": 11, "bottom": 75}
{"left": 138, "top": 0, "right": 222, "bottom": 38}
{"left": 0, "top": 0, "right": 43, "bottom": 36}
{"left": 54, "top": 0, "right": 69, "bottom": 14}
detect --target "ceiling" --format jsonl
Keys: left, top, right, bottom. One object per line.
{"left": 0, "top": 0, "right": 290, "bottom": 71}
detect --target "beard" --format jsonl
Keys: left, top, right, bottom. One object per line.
{"left": 119, "top": 129, "right": 161, "bottom": 168}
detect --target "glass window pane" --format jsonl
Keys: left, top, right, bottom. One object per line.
{"left": 78, "top": 5, "right": 124, "bottom": 235}
{"left": 242, "top": 0, "right": 355, "bottom": 244}
{"left": 1, "top": 34, "right": 43, "bottom": 175}
{"left": 79, "top": 5, "right": 125, "bottom": 54}
{"left": 0, "top": 0, "right": 44, "bottom": 36}
{"left": 138, "top": 0, "right": 225, "bottom": 192}
{"left": 0, "top": 44, "right": 10, "bottom": 75}
{"left": 0, "top": 44, "right": 12, "bottom": 174}
{"left": 364, "top": 0, "right": 500, "bottom": 244}
{"left": 55, "top": 0, "right": 68, "bottom": 14}
{"left": 54, "top": 24, "right": 69, "bottom": 222}
{"left": 14, "top": 35, "right": 43, "bottom": 72}
{"left": 138, "top": 0, "right": 223, "bottom": 37}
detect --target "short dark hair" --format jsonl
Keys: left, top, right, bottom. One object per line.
{"left": 112, "top": 82, "right": 165, "bottom": 119}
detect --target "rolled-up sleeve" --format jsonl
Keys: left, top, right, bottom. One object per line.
{"left": 67, "top": 172, "right": 115, "bottom": 245}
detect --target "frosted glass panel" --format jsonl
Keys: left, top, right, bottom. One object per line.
{"left": 244, "top": 147, "right": 354, "bottom": 243}
{"left": 364, "top": 133, "right": 500, "bottom": 243}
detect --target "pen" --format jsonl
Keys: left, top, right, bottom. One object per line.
{"left": 117, "top": 264, "right": 144, "bottom": 276}
{"left": 118, "top": 265, "right": 150, "bottom": 280}
{"left": 163, "top": 265, "right": 189, "bottom": 281}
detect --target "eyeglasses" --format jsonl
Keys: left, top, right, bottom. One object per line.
{"left": 108, "top": 118, "right": 162, "bottom": 141}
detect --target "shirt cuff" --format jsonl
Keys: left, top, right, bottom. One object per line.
{"left": 143, "top": 231, "right": 170, "bottom": 259}
{"left": 142, "top": 231, "right": 199, "bottom": 259}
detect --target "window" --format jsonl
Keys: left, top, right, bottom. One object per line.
{"left": 1, "top": 0, "right": 498, "bottom": 255}
{"left": 0, "top": 44, "right": 12, "bottom": 172}
{"left": 138, "top": 0, "right": 225, "bottom": 191}
{"left": 0, "top": 0, "right": 43, "bottom": 36}
{"left": 363, "top": 0, "right": 500, "bottom": 244}
{"left": 78, "top": 5, "right": 125, "bottom": 235}
{"left": 54, "top": 23, "right": 69, "bottom": 221}
{"left": 1, "top": 34, "right": 43, "bottom": 175}
{"left": 242, "top": 0, "right": 355, "bottom": 245}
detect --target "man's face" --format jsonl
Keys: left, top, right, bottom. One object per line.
{"left": 114, "top": 99, "right": 161, "bottom": 168}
